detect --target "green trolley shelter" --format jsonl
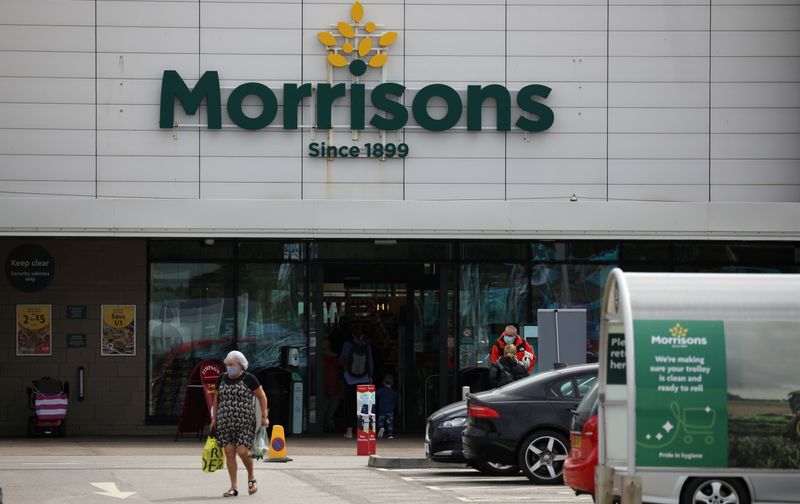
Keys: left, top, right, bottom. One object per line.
{"left": 597, "top": 269, "right": 800, "bottom": 504}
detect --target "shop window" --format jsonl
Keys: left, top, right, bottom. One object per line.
{"left": 148, "top": 263, "right": 234, "bottom": 419}
{"left": 530, "top": 264, "right": 615, "bottom": 361}
{"left": 458, "top": 263, "right": 528, "bottom": 370}
{"left": 237, "top": 263, "right": 306, "bottom": 372}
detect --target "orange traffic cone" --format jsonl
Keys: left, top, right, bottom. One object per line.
{"left": 264, "top": 425, "right": 292, "bottom": 463}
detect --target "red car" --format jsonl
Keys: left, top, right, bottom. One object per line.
{"left": 564, "top": 383, "right": 598, "bottom": 499}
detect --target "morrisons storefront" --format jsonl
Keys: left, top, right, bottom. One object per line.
{"left": 0, "top": 0, "right": 798, "bottom": 435}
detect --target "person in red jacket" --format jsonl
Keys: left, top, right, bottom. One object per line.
{"left": 490, "top": 324, "right": 536, "bottom": 373}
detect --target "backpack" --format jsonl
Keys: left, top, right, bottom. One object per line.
{"left": 494, "top": 361, "right": 515, "bottom": 387}
{"left": 347, "top": 341, "right": 368, "bottom": 377}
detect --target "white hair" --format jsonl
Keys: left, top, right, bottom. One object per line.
{"left": 224, "top": 350, "right": 249, "bottom": 370}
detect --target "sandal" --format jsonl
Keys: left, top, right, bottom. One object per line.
{"left": 223, "top": 488, "right": 238, "bottom": 497}
{"left": 248, "top": 480, "right": 258, "bottom": 495}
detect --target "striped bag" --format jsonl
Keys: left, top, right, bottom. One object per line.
{"left": 34, "top": 393, "right": 68, "bottom": 420}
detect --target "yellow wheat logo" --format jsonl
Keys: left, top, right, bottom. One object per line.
{"left": 317, "top": 1, "right": 398, "bottom": 76}
{"left": 668, "top": 323, "right": 689, "bottom": 338}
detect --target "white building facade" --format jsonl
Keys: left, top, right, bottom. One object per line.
{"left": 0, "top": 0, "right": 798, "bottom": 435}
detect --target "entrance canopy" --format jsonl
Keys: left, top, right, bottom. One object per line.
{"left": 598, "top": 268, "right": 800, "bottom": 474}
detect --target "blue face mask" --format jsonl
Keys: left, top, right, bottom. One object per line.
{"left": 226, "top": 366, "right": 241, "bottom": 378}
{"left": 503, "top": 335, "right": 516, "bottom": 345}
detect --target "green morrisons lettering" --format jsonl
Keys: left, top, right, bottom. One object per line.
{"left": 159, "top": 70, "right": 554, "bottom": 133}
{"left": 160, "top": 70, "right": 221, "bottom": 129}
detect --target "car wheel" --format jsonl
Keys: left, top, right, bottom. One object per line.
{"left": 518, "top": 430, "right": 569, "bottom": 484}
{"left": 682, "top": 478, "right": 750, "bottom": 504}
{"left": 474, "top": 459, "right": 520, "bottom": 476}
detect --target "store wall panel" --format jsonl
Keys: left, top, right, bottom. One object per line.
{"left": 202, "top": 2, "right": 302, "bottom": 29}
{"left": 610, "top": 108, "right": 708, "bottom": 134}
{"left": 609, "top": 5, "right": 710, "bottom": 31}
{"left": 202, "top": 28, "right": 303, "bottom": 55}
{"left": 0, "top": 130, "right": 95, "bottom": 156}
{"left": 97, "top": 27, "right": 200, "bottom": 54}
{"left": 98, "top": 130, "right": 198, "bottom": 157}
{"left": 609, "top": 159, "right": 709, "bottom": 186}
{"left": 97, "top": 181, "right": 199, "bottom": 199}
{"left": 609, "top": 57, "right": 709, "bottom": 83}
{"left": 97, "top": 0, "right": 198, "bottom": 28}
{"left": 712, "top": 160, "right": 800, "bottom": 186}
{"left": 506, "top": 5, "right": 606, "bottom": 31}
{"left": 0, "top": 104, "right": 95, "bottom": 130}
{"left": 303, "top": 182, "right": 404, "bottom": 200}
{"left": 506, "top": 184, "right": 606, "bottom": 201}
{"left": 713, "top": 109, "right": 800, "bottom": 135}
{"left": 711, "top": 185, "right": 800, "bottom": 203}
{"left": 610, "top": 31, "right": 709, "bottom": 57}
{"left": 0, "top": 52, "right": 94, "bottom": 79}
{"left": 0, "top": 0, "right": 94, "bottom": 26}
{"left": 200, "top": 130, "right": 302, "bottom": 157}
{"left": 405, "top": 182, "right": 505, "bottom": 201}
{"left": 202, "top": 157, "right": 301, "bottom": 183}
{"left": 0, "top": 181, "right": 95, "bottom": 198}
{"left": 303, "top": 156, "right": 403, "bottom": 184}
{"left": 200, "top": 181, "right": 301, "bottom": 199}
{"left": 711, "top": 5, "right": 800, "bottom": 31}
{"left": 0, "top": 156, "right": 95, "bottom": 183}
{"left": 0, "top": 26, "right": 94, "bottom": 52}
{"left": 507, "top": 31, "right": 607, "bottom": 57}
{"left": 507, "top": 159, "right": 606, "bottom": 185}
{"left": 609, "top": 184, "right": 709, "bottom": 203}
{"left": 712, "top": 31, "right": 800, "bottom": 57}
{"left": 0, "top": 77, "right": 95, "bottom": 104}
{"left": 609, "top": 83, "right": 709, "bottom": 108}
{"left": 405, "top": 158, "right": 505, "bottom": 185}
{"left": 507, "top": 133, "right": 605, "bottom": 159}
{"left": 712, "top": 134, "right": 800, "bottom": 160}
{"left": 97, "top": 53, "right": 199, "bottom": 80}
{"left": 98, "top": 156, "right": 199, "bottom": 182}
{"left": 711, "top": 83, "right": 800, "bottom": 108}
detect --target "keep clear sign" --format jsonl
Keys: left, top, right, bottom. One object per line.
{"left": 634, "top": 320, "right": 728, "bottom": 468}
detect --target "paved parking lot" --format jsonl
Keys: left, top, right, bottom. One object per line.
{"left": 0, "top": 437, "right": 591, "bottom": 504}
{"left": 375, "top": 467, "right": 592, "bottom": 503}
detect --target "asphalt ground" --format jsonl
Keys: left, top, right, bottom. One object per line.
{"left": 0, "top": 437, "right": 589, "bottom": 504}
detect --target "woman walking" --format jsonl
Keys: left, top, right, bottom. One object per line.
{"left": 210, "top": 351, "right": 269, "bottom": 497}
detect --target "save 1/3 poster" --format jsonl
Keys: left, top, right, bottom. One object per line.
{"left": 101, "top": 305, "right": 136, "bottom": 356}
{"left": 634, "top": 320, "right": 728, "bottom": 468}
{"left": 16, "top": 304, "right": 52, "bottom": 356}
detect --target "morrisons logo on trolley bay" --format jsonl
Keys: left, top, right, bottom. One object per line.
{"left": 159, "top": 1, "right": 554, "bottom": 157}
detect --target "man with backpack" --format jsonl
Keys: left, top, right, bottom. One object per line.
{"left": 339, "top": 328, "right": 373, "bottom": 438}
{"left": 489, "top": 344, "right": 528, "bottom": 388}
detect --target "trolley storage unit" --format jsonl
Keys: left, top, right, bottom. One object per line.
{"left": 597, "top": 269, "right": 800, "bottom": 504}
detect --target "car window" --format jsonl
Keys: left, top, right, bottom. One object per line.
{"left": 548, "top": 377, "right": 576, "bottom": 398}
{"left": 576, "top": 374, "right": 598, "bottom": 397}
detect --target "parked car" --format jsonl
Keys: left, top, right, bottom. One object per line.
{"left": 426, "top": 400, "right": 519, "bottom": 475}
{"left": 462, "top": 364, "right": 598, "bottom": 484}
{"left": 564, "top": 382, "right": 599, "bottom": 499}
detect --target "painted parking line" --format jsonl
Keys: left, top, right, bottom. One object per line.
{"left": 383, "top": 467, "right": 591, "bottom": 504}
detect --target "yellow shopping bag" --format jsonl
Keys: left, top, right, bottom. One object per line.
{"left": 202, "top": 435, "right": 225, "bottom": 473}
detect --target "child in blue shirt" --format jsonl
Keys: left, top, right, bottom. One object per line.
{"left": 376, "top": 374, "right": 397, "bottom": 439}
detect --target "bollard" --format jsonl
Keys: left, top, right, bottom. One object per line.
{"left": 621, "top": 475, "right": 642, "bottom": 504}
{"left": 462, "top": 386, "right": 470, "bottom": 400}
{"left": 595, "top": 465, "right": 614, "bottom": 504}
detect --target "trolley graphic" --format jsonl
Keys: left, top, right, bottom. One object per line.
{"left": 638, "top": 402, "right": 717, "bottom": 448}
